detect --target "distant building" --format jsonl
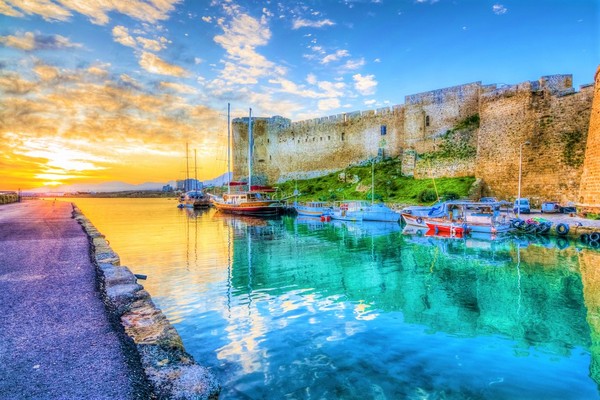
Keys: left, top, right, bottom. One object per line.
{"left": 162, "top": 184, "right": 174, "bottom": 192}
{"left": 176, "top": 179, "right": 202, "bottom": 191}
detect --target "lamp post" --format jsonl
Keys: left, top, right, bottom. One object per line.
{"left": 517, "top": 141, "right": 531, "bottom": 218}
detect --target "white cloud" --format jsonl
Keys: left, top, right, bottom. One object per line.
{"left": 0, "top": 0, "right": 182, "bottom": 25}
{"left": 112, "top": 26, "right": 136, "bottom": 48}
{"left": 321, "top": 49, "right": 349, "bottom": 64}
{"left": 159, "top": 81, "right": 197, "bottom": 94}
{"left": 202, "top": 16, "right": 212, "bottom": 23}
{"left": 353, "top": 74, "right": 377, "bottom": 95}
{"left": 492, "top": 4, "right": 508, "bottom": 15}
{"left": 342, "top": 58, "right": 365, "bottom": 71}
{"left": 139, "top": 51, "right": 189, "bottom": 77}
{"left": 136, "top": 36, "right": 166, "bottom": 51}
{"left": 0, "top": 31, "right": 82, "bottom": 51}
{"left": 292, "top": 18, "right": 335, "bottom": 29}
{"left": 212, "top": 7, "right": 285, "bottom": 86}
{"left": 318, "top": 98, "right": 340, "bottom": 111}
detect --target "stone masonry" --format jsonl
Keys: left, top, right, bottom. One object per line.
{"left": 232, "top": 70, "right": 597, "bottom": 205}
{"left": 578, "top": 66, "right": 600, "bottom": 213}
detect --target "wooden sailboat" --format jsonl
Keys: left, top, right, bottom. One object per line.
{"left": 212, "top": 105, "right": 284, "bottom": 216}
{"left": 178, "top": 144, "right": 211, "bottom": 209}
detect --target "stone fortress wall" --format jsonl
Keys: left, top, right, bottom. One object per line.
{"left": 578, "top": 66, "right": 600, "bottom": 213}
{"left": 232, "top": 71, "right": 597, "bottom": 205}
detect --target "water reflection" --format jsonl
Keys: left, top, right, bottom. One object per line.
{"left": 66, "top": 199, "right": 600, "bottom": 399}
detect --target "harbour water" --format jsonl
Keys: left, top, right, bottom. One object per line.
{"left": 69, "top": 198, "right": 600, "bottom": 399}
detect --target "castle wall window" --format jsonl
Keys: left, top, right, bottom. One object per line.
{"left": 425, "top": 115, "right": 430, "bottom": 127}
{"left": 342, "top": 133, "right": 345, "bottom": 141}
{"left": 381, "top": 125, "right": 387, "bottom": 135}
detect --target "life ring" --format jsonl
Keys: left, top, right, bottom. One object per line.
{"left": 590, "top": 232, "right": 600, "bottom": 242}
{"left": 416, "top": 217, "right": 423, "bottom": 224}
{"left": 580, "top": 233, "right": 590, "bottom": 243}
{"left": 590, "top": 240, "right": 600, "bottom": 249}
{"left": 555, "top": 223, "right": 569, "bottom": 236}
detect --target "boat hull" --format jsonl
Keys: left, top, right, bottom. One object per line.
{"left": 213, "top": 201, "right": 283, "bottom": 217}
{"left": 401, "top": 213, "right": 428, "bottom": 228}
{"left": 426, "top": 222, "right": 467, "bottom": 237}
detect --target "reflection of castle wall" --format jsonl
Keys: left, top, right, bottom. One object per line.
{"left": 230, "top": 226, "right": 590, "bottom": 355}
{"left": 578, "top": 249, "right": 600, "bottom": 389}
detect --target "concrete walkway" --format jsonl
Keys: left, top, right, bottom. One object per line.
{"left": 0, "top": 200, "right": 149, "bottom": 399}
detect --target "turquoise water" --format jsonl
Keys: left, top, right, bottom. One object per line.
{"left": 70, "top": 198, "right": 600, "bottom": 399}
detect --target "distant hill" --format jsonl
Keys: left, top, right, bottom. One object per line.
{"left": 25, "top": 173, "right": 233, "bottom": 195}
{"left": 28, "top": 181, "right": 166, "bottom": 194}
{"left": 202, "top": 172, "right": 232, "bottom": 187}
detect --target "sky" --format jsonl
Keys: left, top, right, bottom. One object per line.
{"left": 1, "top": 0, "right": 598, "bottom": 191}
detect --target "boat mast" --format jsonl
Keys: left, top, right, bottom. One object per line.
{"left": 194, "top": 149, "right": 197, "bottom": 190}
{"left": 248, "top": 107, "right": 252, "bottom": 190}
{"left": 185, "top": 142, "right": 189, "bottom": 191}
{"left": 371, "top": 158, "right": 374, "bottom": 205}
{"left": 227, "top": 103, "right": 231, "bottom": 195}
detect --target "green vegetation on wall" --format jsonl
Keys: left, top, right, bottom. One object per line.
{"left": 561, "top": 130, "right": 586, "bottom": 168}
{"left": 420, "top": 114, "right": 479, "bottom": 161}
{"left": 276, "top": 157, "right": 475, "bottom": 205}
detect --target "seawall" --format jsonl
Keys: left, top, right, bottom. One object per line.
{"left": 0, "top": 191, "right": 19, "bottom": 204}
{"left": 72, "top": 205, "right": 220, "bottom": 399}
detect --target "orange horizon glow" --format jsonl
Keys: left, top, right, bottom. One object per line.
{"left": 1, "top": 140, "right": 230, "bottom": 191}
{"left": 0, "top": 72, "right": 232, "bottom": 191}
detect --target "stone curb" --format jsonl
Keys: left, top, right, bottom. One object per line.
{"left": 72, "top": 205, "right": 221, "bottom": 399}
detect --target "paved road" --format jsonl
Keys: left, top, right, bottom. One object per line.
{"left": 0, "top": 200, "right": 149, "bottom": 399}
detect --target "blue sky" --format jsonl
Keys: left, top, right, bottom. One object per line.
{"left": 0, "top": 0, "right": 598, "bottom": 189}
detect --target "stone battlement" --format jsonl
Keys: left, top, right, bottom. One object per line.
{"left": 231, "top": 71, "right": 596, "bottom": 203}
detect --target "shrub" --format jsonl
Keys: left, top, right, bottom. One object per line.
{"left": 418, "top": 189, "right": 438, "bottom": 203}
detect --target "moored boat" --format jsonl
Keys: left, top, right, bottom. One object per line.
{"left": 293, "top": 201, "right": 332, "bottom": 218}
{"left": 211, "top": 105, "right": 285, "bottom": 217}
{"left": 178, "top": 190, "right": 211, "bottom": 209}
{"left": 402, "top": 200, "right": 513, "bottom": 234}
{"left": 331, "top": 200, "right": 400, "bottom": 222}
{"left": 212, "top": 190, "right": 284, "bottom": 216}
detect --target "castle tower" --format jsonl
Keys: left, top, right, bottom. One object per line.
{"left": 578, "top": 66, "right": 600, "bottom": 213}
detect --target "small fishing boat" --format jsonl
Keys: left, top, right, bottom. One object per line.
{"left": 331, "top": 200, "right": 400, "bottom": 222}
{"left": 402, "top": 201, "right": 513, "bottom": 234}
{"left": 293, "top": 201, "right": 332, "bottom": 218}
{"left": 178, "top": 190, "right": 211, "bottom": 209}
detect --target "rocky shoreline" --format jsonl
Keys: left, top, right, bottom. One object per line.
{"left": 72, "top": 205, "right": 220, "bottom": 399}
